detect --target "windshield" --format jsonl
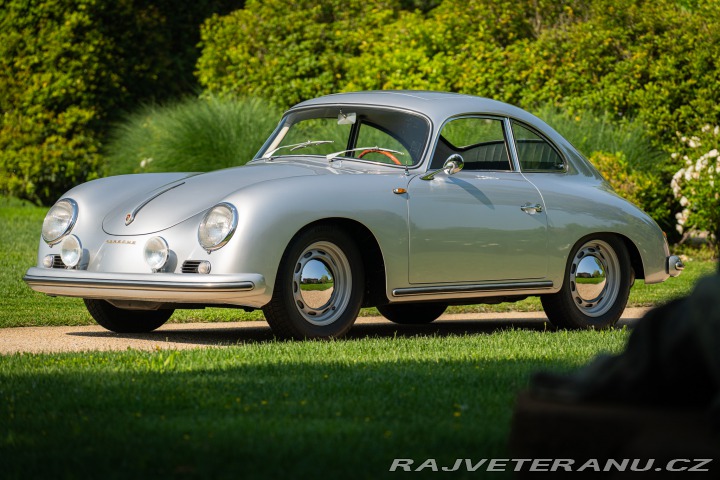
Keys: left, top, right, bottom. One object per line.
{"left": 256, "top": 106, "right": 430, "bottom": 167}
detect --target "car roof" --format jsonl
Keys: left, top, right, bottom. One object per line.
{"left": 288, "top": 90, "right": 601, "bottom": 179}
{"left": 291, "top": 90, "right": 543, "bottom": 127}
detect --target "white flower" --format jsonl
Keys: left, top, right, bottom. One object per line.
{"left": 676, "top": 224, "right": 684, "bottom": 234}
{"left": 140, "top": 157, "right": 154, "bottom": 168}
{"left": 702, "top": 124, "right": 711, "bottom": 133}
{"left": 715, "top": 126, "right": 719, "bottom": 136}
{"left": 671, "top": 152, "right": 679, "bottom": 159}
{"left": 707, "top": 149, "right": 719, "bottom": 158}
{"left": 679, "top": 196, "right": 689, "bottom": 207}
{"left": 689, "top": 136, "right": 701, "bottom": 148}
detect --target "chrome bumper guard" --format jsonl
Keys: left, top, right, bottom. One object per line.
{"left": 23, "top": 267, "right": 267, "bottom": 307}
{"left": 666, "top": 255, "right": 684, "bottom": 277}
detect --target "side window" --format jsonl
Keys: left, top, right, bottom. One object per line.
{"left": 511, "top": 122, "right": 565, "bottom": 172}
{"left": 432, "top": 117, "right": 511, "bottom": 171}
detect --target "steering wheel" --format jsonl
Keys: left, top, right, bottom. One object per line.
{"left": 358, "top": 149, "right": 402, "bottom": 165}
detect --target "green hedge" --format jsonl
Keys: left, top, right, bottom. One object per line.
{"left": 0, "top": 0, "right": 244, "bottom": 205}
{"left": 198, "top": 0, "right": 720, "bottom": 150}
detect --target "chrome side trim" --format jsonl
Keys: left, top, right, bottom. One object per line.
{"left": 392, "top": 280, "right": 554, "bottom": 297}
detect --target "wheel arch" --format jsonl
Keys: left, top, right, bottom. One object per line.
{"left": 617, "top": 233, "right": 645, "bottom": 280}
{"left": 289, "top": 218, "right": 388, "bottom": 308}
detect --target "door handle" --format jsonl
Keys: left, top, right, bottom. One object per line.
{"left": 521, "top": 203, "right": 543, "bottom": 214}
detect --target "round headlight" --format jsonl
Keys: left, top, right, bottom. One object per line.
{"left": 144, "top": 236, "right": 169, "bottom": 272}
{"left": 198, "top": 203, "right": 238, "bottom": 252}
{"left": 60, "top": 235, "right": 83, "bottom": 268}
{"left": 42, "top": 199, "right": 78, "bottom": 245}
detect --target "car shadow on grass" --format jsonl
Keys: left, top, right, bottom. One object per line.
{"left": 65, "top": 317, "right": 639, "bottom": 348}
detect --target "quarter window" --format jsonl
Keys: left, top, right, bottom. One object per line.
{"left": 511, "top": 122, "right": 565, "bottom": 172}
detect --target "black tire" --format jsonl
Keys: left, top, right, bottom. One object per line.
{"left": 262, "top": 225, "right": 364, "bottom": 339}
{"left": 377, "top": 302, "right": 447, "bottom": 324}
{"left": 541, "top": 235, "right": 633, "bottom": 329}
{"left": 84, "top": 299, "right": 174, "bottom": 333}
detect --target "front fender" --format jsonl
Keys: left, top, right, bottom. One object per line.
{"left": 220, "top": 173, "right": 411, "bottom": 296}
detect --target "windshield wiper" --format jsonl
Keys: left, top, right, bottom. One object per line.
{"left": 264, "top": 140, "right": 335, "bottom": 158}
{"left": 325, "top": 146, "right": 405, "bottom": 162}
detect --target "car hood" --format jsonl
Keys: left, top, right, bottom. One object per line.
{"left": 102, "top": 162, "right": 324, "bottom": 235}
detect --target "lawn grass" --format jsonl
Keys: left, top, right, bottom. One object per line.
{"left": 1, "top": 199, "right": 716, "bottom": 328}
{"left": 2, "top": 198, "right": 717, "bottom": 478}
{"left": 0, "top": 329, "right": 629, "bottom": 479}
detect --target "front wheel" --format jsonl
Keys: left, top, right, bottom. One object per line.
{"left": 262, "top": 225, "right": 364, "bottom": 339}
{"left": 541, "top": 235, "right": 633, "bottom": 329}
{"left": 377, "top": 302, "right": 447, "bottom": 324}
{"left": 84, "top": 299, "right": 174, "bottom": 333}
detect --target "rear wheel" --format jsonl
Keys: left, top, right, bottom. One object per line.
{"left": 377, "top": 302, "right": 447, "bottom": 324}
{"left": 541, "top": 235, "right": 633, "bottom": 329}
{"left": 262, "top": 225, "right": 364, "bottom": 339}
{"left": 84, "top": 299, "right": 174, "bottom": 333}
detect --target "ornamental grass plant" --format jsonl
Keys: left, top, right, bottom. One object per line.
{"left": 104, "top": 95, "right": 281, "bottom": 176}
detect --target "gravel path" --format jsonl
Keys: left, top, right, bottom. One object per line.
{"left": 0, "top": 308, "right": 652, "bottom": 354}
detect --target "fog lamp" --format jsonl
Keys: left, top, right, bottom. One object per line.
{"left": 60, "top": 235, "right": 83, "bottom": 268}
{"left": 144, "top": 236, "right": 169, "bottom": 272}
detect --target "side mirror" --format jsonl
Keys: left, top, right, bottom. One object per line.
{"left": 421, "top": 154, "right": 465, "bottom": 181}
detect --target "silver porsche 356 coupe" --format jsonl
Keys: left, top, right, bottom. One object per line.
{"left": 24, "top": 91, "right": 683, "bottom": 339}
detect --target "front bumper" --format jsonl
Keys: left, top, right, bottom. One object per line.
{"left": 23, "top": 267, "right": 268, "bottom": 308}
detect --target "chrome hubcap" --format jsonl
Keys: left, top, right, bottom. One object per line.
{"left": 292, "top": 241, "right": 351, "bottom": 326}
{"left": 569, "top": 240, "right": 620, "bottom": 317}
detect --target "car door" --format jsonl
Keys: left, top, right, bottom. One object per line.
{"left": 407, "top": 116, "right": 549, "bottom": 284}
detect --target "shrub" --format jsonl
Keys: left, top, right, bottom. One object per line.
{"left": 671, "top": 125, "right": 720, "bottom": 249}
{"left": 0, "top": 0, "right": 244, "bottom": 205}
{"left": 104, "top": 96, "right": 281, "bottom": 175}
{"left": 197, "top": 0, "right": 720, "bottom": 149}
{"left": 197, "top": 0, "right": 413, "bottom": 108}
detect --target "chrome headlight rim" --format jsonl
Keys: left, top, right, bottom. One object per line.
{"left": 198, "top": 202, "right": 239, "bottom": 252}
{"left": 42, "top": 198, "right": 78, "bottom": 246}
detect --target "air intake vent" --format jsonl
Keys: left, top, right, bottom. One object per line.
{"left": 182, "top": 260, "right": 202, "bottom": 274}
{"left": 51, "top": 255, "right": 65, "bottom": 268}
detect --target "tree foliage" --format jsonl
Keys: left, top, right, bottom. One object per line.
{"left": 198, "top": 0, "right": 720, "bottom": 150}
{"left": 0, "top": 0, "right": 243, "bottom": 205}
